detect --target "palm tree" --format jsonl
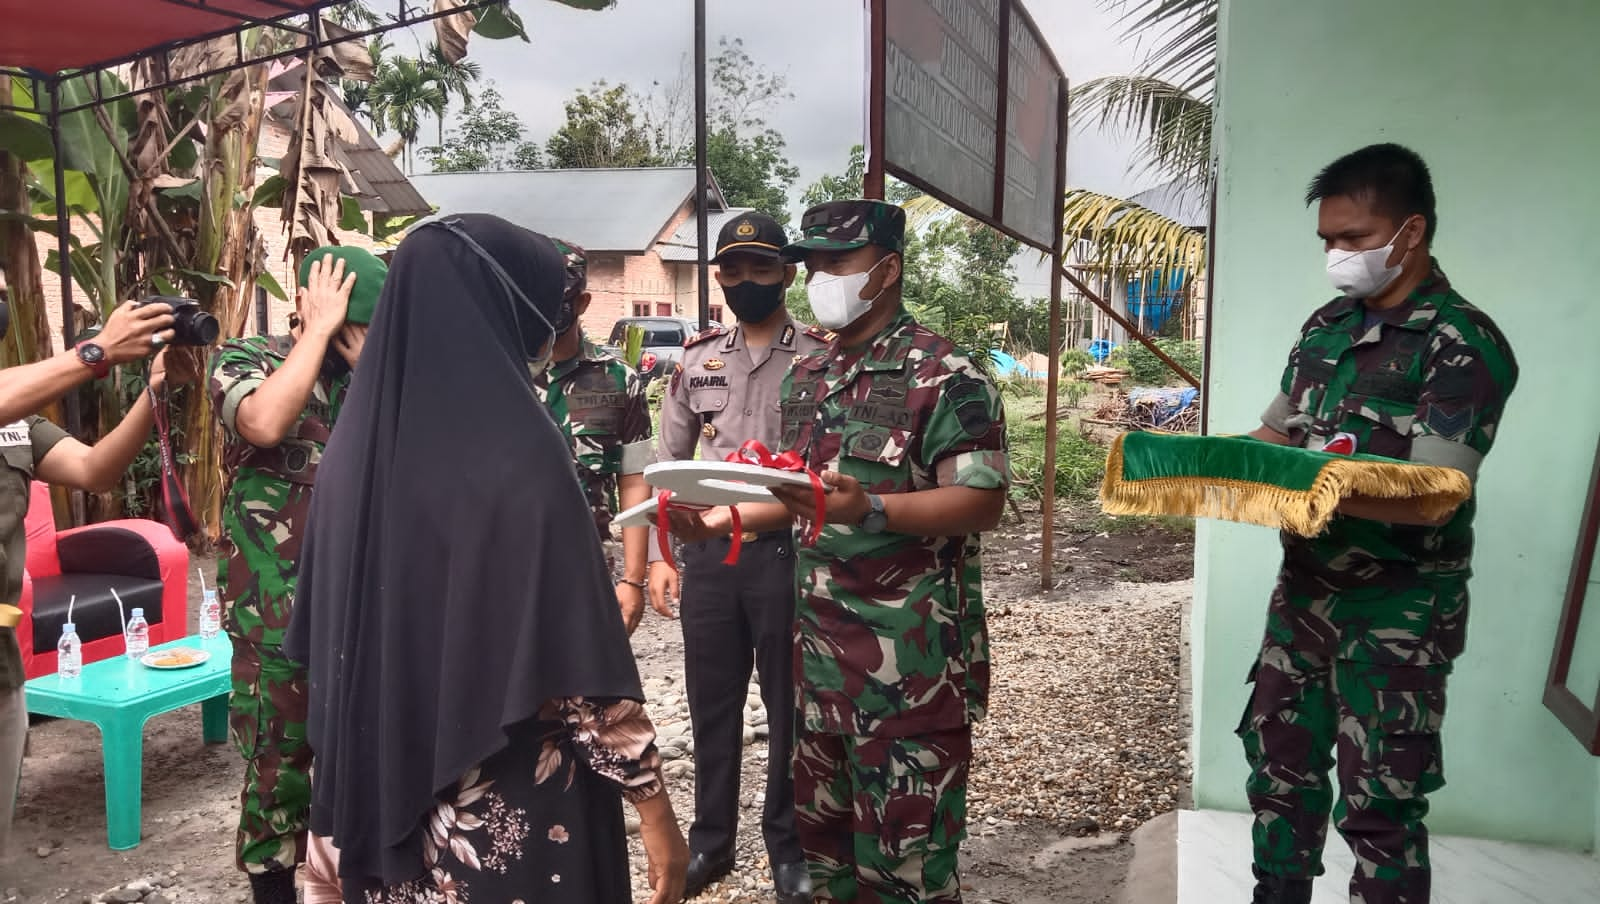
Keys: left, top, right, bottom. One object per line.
{"left": 1062, "top": 0, "right": 1217, "bottom": 286}
{"left": 422, "top": 41, "right": 483, "bottom": 146}
{"left": 369, "top": 56, "right": 446, "bottom": 173}
{"left": 1071, "top": 0, "right": 1217, "bottom": 188}
{"left": 342, "top": 36, "right": 391, "bottom": 128}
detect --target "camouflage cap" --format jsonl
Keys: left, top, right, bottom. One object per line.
{"left": 781, "top": 199, "right": 906, "bottom": 259}
{"left": 550, "top": 236, "right": 588, "bottom": 299}
{"left": 297, "top": 245, "right": 388, "bottom": 324}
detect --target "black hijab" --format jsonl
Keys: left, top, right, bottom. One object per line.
{"left": 283, "top": 214, "right": 643, "bottom": 886}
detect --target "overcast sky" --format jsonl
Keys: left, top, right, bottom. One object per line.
{"left": 400, "top": 0, "right": 1155, "bottom": 203}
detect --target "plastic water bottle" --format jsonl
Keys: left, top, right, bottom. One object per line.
{"left": 125, "top": 608, "right": 149, "bottom": 660}
{"left": 57, "top": 623, "right": 82, "bottom": 678}
{"left": 199, "top": 589, "right": 221, "bottom": 640}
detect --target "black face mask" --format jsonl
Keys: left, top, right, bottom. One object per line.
{"left": 723, "top": 280, "right": 785, "bottom": 324}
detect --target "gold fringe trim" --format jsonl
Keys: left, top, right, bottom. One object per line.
{"left": 0, "top": 604, "right": 20, "bottom": 629}
{"left": 1099, "top": 434, "right": 1472, "bottom": 537}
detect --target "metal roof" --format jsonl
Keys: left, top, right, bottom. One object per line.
{"left": 657, "top": 207, "right": 755, "bottom": 262}
{"left": 1127, "top": 179, "right": 1209, "bottom": 229}
{"left": 409, "top": 168, "right": 727, "bottom": 253}
{"left": 266, "top": 65, "right": 432, "bottom": 218}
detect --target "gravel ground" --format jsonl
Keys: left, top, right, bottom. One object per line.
{"left": 3, "top": 510, "right": 1192, "bottom": 903}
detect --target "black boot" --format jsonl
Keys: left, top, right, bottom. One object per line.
{"left": 1251, "top": 865, "right": 1312, "bottom": 904}
{"left": 248, "top": 868, "right": 298, "bottom": 904}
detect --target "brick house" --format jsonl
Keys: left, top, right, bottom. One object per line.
{"left": 19, "top": 61, "right": 428, "bottom": 349}
{"left": 409, "top": 168, "right": 749, "bottom": 339}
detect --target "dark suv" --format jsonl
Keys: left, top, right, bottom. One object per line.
{"left": 606, "top": 316, "right": 710, "bottom": 381}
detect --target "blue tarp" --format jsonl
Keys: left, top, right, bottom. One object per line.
{"left": 1127, "top": 386, "right": 1201, "bottom": 427}
{"left": 1126, "top": 268, "right": 1188, "bottom": 334}
{"left": 989, "top": 349, "right": 1045, "bottom": 379}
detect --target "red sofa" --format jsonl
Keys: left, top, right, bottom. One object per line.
{"left": 18, "top": 481, "right": 190, "bottom": 679}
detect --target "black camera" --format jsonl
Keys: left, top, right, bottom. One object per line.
{"left": 136, "top": 296, "right": 220, "bottom": 346}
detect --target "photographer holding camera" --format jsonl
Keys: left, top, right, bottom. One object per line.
{"left": 207, "top": 247, "right": 382, "bottom": 904}
{"left": 1, "top": 294, "right": 194, "bottom": 856}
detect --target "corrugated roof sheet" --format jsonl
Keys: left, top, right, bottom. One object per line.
{"left": 266, "top": 65, "right": 433, "bottom": 217}
{"left": 409, "top": 168, "right": 726, "bottom": 253}
{"left": 657, "top": 207, "right": 755, "bottom": 262}
{"left": 1128, "top": 179, "right": 1209, "bottom": 229}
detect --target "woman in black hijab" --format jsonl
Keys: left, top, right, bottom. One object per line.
{"left": 284, "top": 214, "right": 688, "bottom": 904}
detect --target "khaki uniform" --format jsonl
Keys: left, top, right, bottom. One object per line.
{"left": 0, "top": 416, "right": 70, "bottom": 854}
{"left": 651, "top": 316, "right": 828, "bottom": 867}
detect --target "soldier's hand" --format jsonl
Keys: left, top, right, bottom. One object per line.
{"left": 648, "top": 561, "right": 678, "bottom": 619}
{"left": 332, "top": 323, "right": 367, "bottom": 369}
{"left": 615, "top": 582, "right": 645, "bottom": 635}
{"left": 98, "top": 300, "right": 176, "bottom": 364}
{"left": 773, "top": 470, "right": 862, "bottom": 524}
{"left": 299, "top": 253, "right": 355, "bottom": 341}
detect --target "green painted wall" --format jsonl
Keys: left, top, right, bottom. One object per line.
{"left": 1199, "top": 0, "right": 1600, "bottom": 848}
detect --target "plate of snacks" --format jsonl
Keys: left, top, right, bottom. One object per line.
{"left": 141, "top": 647, "right": 210, "bottom": 670}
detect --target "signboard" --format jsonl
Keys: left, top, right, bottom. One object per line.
{"left": 876, "top": 0, "right": 1065, "bottom": 251}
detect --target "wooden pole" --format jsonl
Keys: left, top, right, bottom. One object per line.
{"left": 693, "top": 0, "right": 709, "bottom": 329}
{"left": 1040, "top": 83, "right": 1069, "bottom": 591}
{"left": 863, "top": 0, "right": 886, "bottom": 199}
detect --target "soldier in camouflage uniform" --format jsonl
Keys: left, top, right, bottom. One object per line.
{"left": 210, "top": 247, "right": 385, "bottom": 904}
{"left": 531, "top": 239, "right": 658, "bottom": 633}
{"left": 1241, "top": 145, "right": 1518, "bottom": 904}
{"left": 724, "top": 199, "right": 1007, "bottom": 902}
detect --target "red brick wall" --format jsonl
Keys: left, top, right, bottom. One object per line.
{"left": 577, "top": 199, "right": 735, "bottom": 341}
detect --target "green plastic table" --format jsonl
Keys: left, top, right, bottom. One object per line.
{"left": 24, "top": 632, "right": 232, "bottom": 850}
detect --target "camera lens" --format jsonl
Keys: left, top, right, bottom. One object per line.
{"left": 175, "top": 307, "right": 221, "bottom": 346}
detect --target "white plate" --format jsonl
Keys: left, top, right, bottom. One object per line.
{"left": 643, "top": 461, "right": 815, "bottom": 506}
{"left": 140, "top": 647, "right": 210, "bottom": 670}
{"left": 613, "top": 462, "right": 820, "bottom": 529}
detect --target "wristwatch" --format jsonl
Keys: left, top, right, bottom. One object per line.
{"left": 74, "top": 340, "right": 111, "bottom": 379}
{"left": 859, "top": 493, "right": 887, "bottom": 534}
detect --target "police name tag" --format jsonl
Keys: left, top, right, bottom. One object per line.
{"left": 0, "top": 421, "right": 29, "bottom": 448}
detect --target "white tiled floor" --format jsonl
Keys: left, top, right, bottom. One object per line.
{"left": 1178, "top": 809, "right": 1600, "bottom": 904}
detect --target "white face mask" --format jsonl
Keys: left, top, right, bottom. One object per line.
{"left": 807, "top": 256, "right": 889, "bottom": 330}
{"left": 527, "top": 337, "right": 556, "bottom": 378}
{"left": 1325, "top": 220, "right": 1413, "bottom": 298}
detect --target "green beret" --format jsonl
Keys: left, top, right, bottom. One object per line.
{"left": 297, "top": 246, "right": 388, "bottom": 325}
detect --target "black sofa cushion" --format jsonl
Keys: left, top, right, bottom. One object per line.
{"left": 30, "top": 574, "right": 165, "bottom": 649}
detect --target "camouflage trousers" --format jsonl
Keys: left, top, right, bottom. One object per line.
{"left": 229, "top": 635, "right": 312, "bottom": 874}
{"left": 1238, "top": 582, "right": 1452, "bottom": 904}
{"left": 793, "top": 725, "right": 971, "bottom": 903}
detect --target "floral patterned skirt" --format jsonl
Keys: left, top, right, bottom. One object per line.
{"left": 347, "top": 721, "right": 633, "bottom": 904}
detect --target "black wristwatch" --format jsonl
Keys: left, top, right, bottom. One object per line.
{"left": 859, "top": 493, "right": 887, "bottom": 534}
{"left": 74, "top": 340, "right": 111, "bottom": 379}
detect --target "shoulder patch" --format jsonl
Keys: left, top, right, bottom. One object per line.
{"left": 804, "top": 325, "right": 835, "bottom": 343}
{"left": 944, "top": 373, "right": 993, "bottom": 438}
{"left": 684, "top": 325, "right": 727, "bottom": 349}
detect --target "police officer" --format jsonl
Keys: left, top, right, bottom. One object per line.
{"left": 0, "top": 295, "right": 187, "bottom": 855}
{"left": 209, "top": 247, "right": 383, "bottom": 904}
{"left": 648, "top": 211, "right": 826, "bottom": 903}
{"left": 533, "top": 239, "right": 660, "bottom": 633}
{"left": 1241, "top": 145, "right": 1517, "bottom": 904}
